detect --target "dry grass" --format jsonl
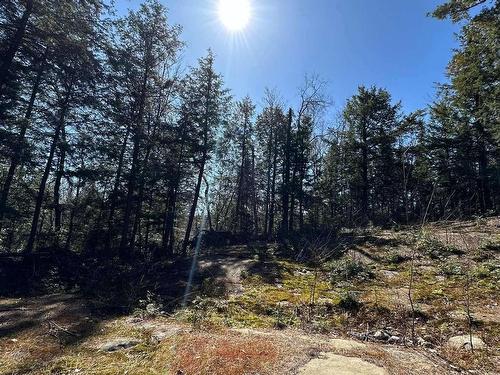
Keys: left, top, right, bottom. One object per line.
{"left": 439, "top": 346, "right": 499, "bottom": 374}
{"left": 168, "top": 331, "right": 281, "bottom": 375}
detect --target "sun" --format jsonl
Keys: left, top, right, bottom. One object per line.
{"left": 218, "top": 0, "right": 252, "bottom": 32}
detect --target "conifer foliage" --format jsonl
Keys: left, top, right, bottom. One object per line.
{"left": 0, "top": 0, "right": 498, "bottom": 259}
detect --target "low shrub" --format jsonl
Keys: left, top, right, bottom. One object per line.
{"left": 416, "top": 236, "right": 462, "bottom": 259}
{"left": 471, "top": 261, "right": 499, "bottom": 280}
{"left": 337, "top": 290, "right": 360, "bottom": 310}
{"left": 329, "top": 257, "right": 373, "bottom": 282}
{"left": 384, "top": 251, "right": 407, "bottom": 265}
{"left": 439, "top": 260, "right": 463, "bottom": 277}
{"left": 478, "top": 238, "right": 500, "bottom": 253}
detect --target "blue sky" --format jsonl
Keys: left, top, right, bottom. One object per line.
{"left": 116, "top": 0, "right": 460, "bottom": 115}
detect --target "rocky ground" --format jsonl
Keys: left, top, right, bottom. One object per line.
{"left": 0, "top": 218, "right": 499, "bottom": 374}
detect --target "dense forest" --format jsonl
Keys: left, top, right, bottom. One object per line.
{"left": 0, "top": 0, "right": 498, "bottom": 259}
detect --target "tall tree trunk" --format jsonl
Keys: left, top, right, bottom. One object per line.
{"left": 476, "top": 121, "right": 492, "bottom": 212}
{"left": 0, "top": 0, "right": 34, "bottom": 97}
{"left": 203, "top": 176, "right": 213, "bottom": 231}
{"left": 25, "top": 79, "right": 73, "bottom": 253}
{"left": 361, "top": 122, "right": 369, "bottom": 225}
{"left": 298, "top": 167, "right": 305, "bottom": 230}
{"left": 0, "top": 53, "right": 46, "bottom": 228}
{"left": 290, "top": 167, "right": 296, "bottom": 231}
{"left": 120, "top": 128, "right": 141, "bottom": 254}
{"left": 182, "top": 66, "right": 213, "bottom": 255}
{"left": 235, "top": 116, "right": 248, "bottom": 232}
{"left": 263, "top": 134, "right": 272, "bottom": 236}
{"left": 166, "top": 191, "right": 178, "bottom": 255}
{"left": 162, "top": 185, "right": 177, "bottom": 257}
{"left": 131, "top": 92, "right": 173, "bottom": 252}
{"left": 163, "top": 133, "right": 185, "bottom": 257}
{"left": 130, "top": 127, "right": 155, "bottom": 252}
{"left": 281, "top": 109, "right": 292, "bottom": 234}
{"left": 106, "top": 122, "right": 132, "bottom": 250}
{"left": 130, "top": 65, "right": 172, "bottom": 252}
{"left": 251, "top": 146, "right": 258, "bottom": 234}
{"left": 182, "top": 152, "right": 207, "bottom": 255}
{"left": 53, "top": 126, "right": 66, "bottom": 234}
{"left": 268, "top": 131, "right": 278, "bottom": 236}
{"left": 65, "top": 179, "right": 81, "bottom": 251}
{"left": 119, "top": 52, "right": 150, "bottom": 256}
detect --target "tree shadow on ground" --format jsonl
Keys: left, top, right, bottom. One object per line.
{"left": 0, "top": 293, "right": 123, "bottom": 374}
{"left": 245, "top": 259, "right": 286, "bottom": 285}
{"left": 0, "top": 294, "right": 118, "bottom": 340}
{"left": 355, "top": 235, "right": 406, "bottom": 249}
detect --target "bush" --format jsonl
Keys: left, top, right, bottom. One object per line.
{"left": 416, "top": 236, "right": 462, "bottom": 259}
{"left": 479, "top": 238, "right": 500, "bottom": 253}
{"left": 185, "top": 297, "right": 229, "bottom": 329}
{"left": 385, "top": 251, "right": 407, "bottom": 265}
{"left": 329, "top": 258, "right": 373, "bottom": 282}
{"left": 439, "top": 260, "right": 463, "bottom": 277}
{"left": 132, "top": 291, "right": 165, "bottom": 317}
{"left": 201, "top": 277, "right": 227, "bottom": 298}
{"left": 471, "top": 261, "right": 499, "bottom": 280}
{"left": 337, "top": 290, "right": 360, "bottom": 310}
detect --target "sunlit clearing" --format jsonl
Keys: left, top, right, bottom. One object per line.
{"left": 218, "top": 0, "right": 252, "bottom": 31}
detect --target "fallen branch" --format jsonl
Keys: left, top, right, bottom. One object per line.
{"left": 48, "top": 320, "right": 80, "bottom": 337}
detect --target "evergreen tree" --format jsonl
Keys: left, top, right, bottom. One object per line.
{"left": 180, "top": 51, "right": 230, "bottom": 254}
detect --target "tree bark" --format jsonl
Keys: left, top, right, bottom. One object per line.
{"left": 106, "top": 122, "right": 132, "bottom": 250}
{"left": 64, "top": 179, "right": 81, "bottom": 251}
{"left": 53, "top": 126, "right": 66, "bottom": 234}
{"left": 182, "top": 152, "right": 207, "bottom": 255}
{"left": 269, "top": 130, "right": 278, "bottom": 236}
{"left": 0, "top": 51, "right": 45, "bottom": 227}
{"left": 281, "top": 109, "right": 292, "bottom": 234}
{"left": 163, "top": 128, "right": 186, "bottom": 257}
{"left": 251, "top": 146, "right": 258, "bottom": 234}
{"left": 25, "top": 77, "right": 73, "bottom": 253}
{"left": 361, "top": 121, "right": 369, "bottom": 225}
{"left": 263, "top": 134, "right": 272, "bottom": 235}
{"left": 475, "top": 120, "right": 492, "bottom": 212}
{"left": 235, "top": 112, "right": 248, "bottom": 232}
{"left": 181, "top": 65, "right": 214, "bottom": 255}
{"left": 119, "top": 127, "right": 141, "bottom": 254}
{"left": 119, "top": 47, "right": 151, "bottom": 256}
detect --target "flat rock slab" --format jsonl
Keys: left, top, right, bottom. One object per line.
{"left": 299, "top": 353, "right": 387, "bottom": 375}
{"left": 384, "top": 348, "right": 444, "bottom": 373}
{"left": 99, "top": 338, "right": 141, "bottom": 352}
{"left": 447, "top": 335, "right": 486, "bottom": 350}
{"left": 330, "top": 339, "right": 367, "bottom": 350}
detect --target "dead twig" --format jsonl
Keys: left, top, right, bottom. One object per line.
{"left": 48, "top": 320, "right": 80, "bottom": 337}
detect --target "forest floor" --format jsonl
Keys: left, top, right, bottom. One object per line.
{"left": 0, "top": 218, "right": 499, "bottom": 374}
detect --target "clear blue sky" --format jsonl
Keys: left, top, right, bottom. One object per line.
{"left": 116, "top": 0, "right": 460, "bottom": 114}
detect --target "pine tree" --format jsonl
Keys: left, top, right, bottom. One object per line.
{"left": 342, "top": 86, "right": 402, "bottom": 225}
{"left": 432, "top": 0, "right": 499, "bottom": 213}
{"left": 180, "top": 51, "right": 230, "bottom": 254}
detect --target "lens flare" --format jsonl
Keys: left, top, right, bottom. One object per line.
{"left": 218, "top": 0, "right": 252, "bottom": 31}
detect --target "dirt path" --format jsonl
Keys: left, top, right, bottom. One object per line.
{"left": 198, "top": 256, "right": 256, "bottom": 295}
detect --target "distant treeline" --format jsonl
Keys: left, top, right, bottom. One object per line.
{"left": 0, "top": 0, "right": 498, "bottom": 258}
